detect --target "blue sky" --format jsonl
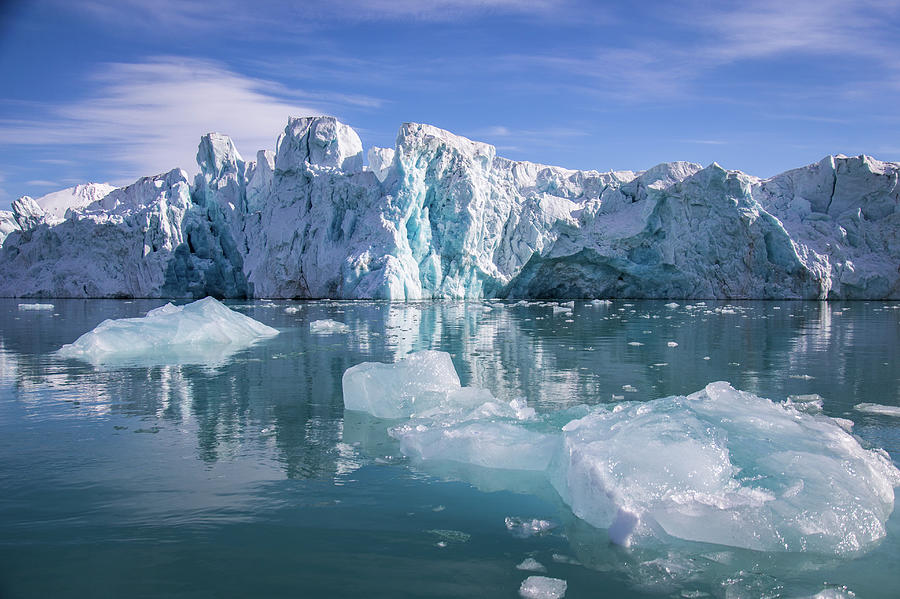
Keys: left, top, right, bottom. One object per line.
{"left": 1, "top": 0, "right": 899, "bottom": 209}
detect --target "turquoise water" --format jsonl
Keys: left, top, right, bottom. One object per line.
{"left": 1, "top": 299, "right": 898, "bottom": 598}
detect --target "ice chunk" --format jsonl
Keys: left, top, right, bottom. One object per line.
{"left": 57, "top": 297, "right": 277, "bottom": 363}
{"left": 392, "top": 419, "right": 557, "bottom": 471}
{"left": 519, "top": 576, "right": 567, "bottom": 599}
{"left": 516, "top": 558, "right": 547, "bottom": 573}
{"left": 664, "top": 302, "right": 680, "bottom": 308}
{"left": 555, "top": 382, "right": 900, "bottom": 554}
{"left": 18, "top": 303, "right": 55, "bottom": 311}
{"left": 667, "top": 341, "right": 678, "bottom": 347}
{"left": 284, "top": 306, "right": 300, "bottom": 314}
{"left": 342, "top": 351, "right": 462, "bottom": 418}
{"left": 309, "top": 319, "right": 350, "bottom": 334}
{"left": 854, "top": 403, "right": 900, "bottom": 417}
{"left": 505, "top": 517, "right": 556, "bottom": 538}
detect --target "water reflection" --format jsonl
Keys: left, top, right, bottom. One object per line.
{"left": 1, "top": 298, "right": 899, "bottom": 597}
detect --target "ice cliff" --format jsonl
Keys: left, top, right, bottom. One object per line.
{"left": 1, "top": 116, "right": 898, "bottom": 299}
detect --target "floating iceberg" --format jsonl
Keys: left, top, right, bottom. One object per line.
{"left": 343, "top": 352, "right": 900, "bottom": 556}
{"left": 18, "top": 303, "right": 54, "bottom": 310}
{"left": 855, "top": 403, "right": 900, "bottom": 417}
{"left": 58, "top": 297, "right": 277, "bottom": 364}
{"left": 309, "top": 319, "right": 350, "bottom": 334}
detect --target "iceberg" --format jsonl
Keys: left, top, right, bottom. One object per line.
{"left": 2, "top": 116, "right": 899, "bottom": 299}
{"left": 58, "top": 296, "right": 277, "bottom": 363}
{"left": 309, "top": 319, "right": 350, "bottom": 334}
{"left": 343, "top": 352, "right": 900, "bottom": 556}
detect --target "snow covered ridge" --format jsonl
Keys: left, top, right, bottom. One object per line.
{"left": 2, "top": 116, "right": 899, "bottom": 299}
{"left": 343, "top": 351, "right": 900, "bottom": 555}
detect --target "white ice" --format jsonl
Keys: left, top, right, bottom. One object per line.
{"left": 556, "top": 381, "right": 900, "bottom": 554}
{"left": 343, "top": 352, "right": 900, "bottom": 556}
{"left": 519, "top": 576, "right": 567, "bottom": 599}
{"left": 309, "top": 319, "right": 350, "bottom": 334}
{"left": 18, "top": 303, "right": 55, "bottom": 310}
{"left": 57, "top": 297, "right": 277, "bottom": 363}
{"left": 516, "top": 558, "right": 547, "bottom": 573}
{"left": 855, "top": 403, "right": 900, "bottom": 417}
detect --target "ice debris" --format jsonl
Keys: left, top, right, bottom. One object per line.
{"left": 309, "top": 319, "right": 350, "bottom": 334}
{"left": 519, "top": 576, "right": 567, "bottom": 599}
{"left": 343, "top": 351, "right": 900, "bottom": 555}
{"left": 57, "top": 297, "right": 277, "bottom": 362}
{"left": 516, "top": 558, "right": 547, "bottom": 573}
{"left": 505, "top": 517, "right": 556, "bottom": 538}
{"left": 18, "top": 303, "right": 54, "bottom": 310}
{"left": 854, "top": 403, "right": 900, "bottom": 417}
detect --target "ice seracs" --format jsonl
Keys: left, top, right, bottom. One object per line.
{"left": 58, "top": 296, "right": 277, "bottom": 363}
{"left": 2, "top": 116, "right": 899, "bottom": 299}
{"left": 342, "top": 352, "right": 900, "bottom": 556}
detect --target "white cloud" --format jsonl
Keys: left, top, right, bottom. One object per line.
{"left": 0, "top": 57, "right": 329, "bottom": 181}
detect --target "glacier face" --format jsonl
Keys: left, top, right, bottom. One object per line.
{"left": 1, "top": 116, "right": 898, "bottom": 299}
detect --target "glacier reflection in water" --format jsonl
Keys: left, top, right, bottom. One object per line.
{"left": 0, "top": 298, "right": 898, "bottom": 598}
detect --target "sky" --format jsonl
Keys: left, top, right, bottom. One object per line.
{"left": 0, "top": 0, "right": 899, "bottom": 209}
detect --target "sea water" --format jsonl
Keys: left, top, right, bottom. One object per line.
{"left": 0, "top": 299, "right": 898, "bottom": 598}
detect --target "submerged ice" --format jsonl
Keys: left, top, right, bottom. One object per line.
{"left": 58, "top": 296, "right": 277, "bottom": 363}
{"left": 343, "top": 351, "right": 900, "bottom": 556}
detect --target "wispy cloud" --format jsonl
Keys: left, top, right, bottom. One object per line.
{"left": 0, "top": 57, "right": 353, "bottom": 180}
{"left": 24, "top": 180, "right": 61, "bottom": 187}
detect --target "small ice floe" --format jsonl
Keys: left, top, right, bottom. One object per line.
{"left": 854, "top": 403, "right": 900, "bottom": 417}
{"left": 552, "top": 306, "right": 572, "bottom": 315}
{"left": 284, "top": 306, "right": 300, "bottom": 314}
{"left": 516, "top": 558, "right": 547, "bottom": 573}
{"left": 590, "top": 299, "right": 612, "bottom": 306}
{"left": 627, "top": 341, "right": 644, "bottom": 346}
{"left": 664, "top": 302, "right": 679, "bottom": 309}
{"left": 786, "top": 393, "right": 824, "bottom": 414}
{"left": 789, "top": 374, "right": 815, "bottom": 380}
{"left": 622, "top": 384, "right": 637, "bottom": 393}
{"left": 519, "top": 576, "right": 567, "bottom": 599}
{"left": 505, "top": 517, "right": 555, "bottom": 538}
{"left": 309, "top": 319, "right": 350, "bottom": 334}
{"left": 18, "top": 303, "right": 54, "bottom": 310}
{"left": 667, "top": 341, "right": 678, "bottom": 347}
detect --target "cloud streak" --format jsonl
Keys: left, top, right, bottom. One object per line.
{"left": 0, "top": 57, "right": 354, "bottom": 181}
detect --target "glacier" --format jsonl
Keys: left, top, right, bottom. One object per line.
{"left": 57, "top": 296, "right": 277, "bottom": 364}
{"left": 342, "top": 351, "right": 900, "bottom": 556}
{"left": 1, "top": 116, "right": 898, "bottom": 299}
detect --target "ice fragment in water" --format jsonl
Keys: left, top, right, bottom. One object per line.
{"left": 854, "top": 403, "right": 900, "bottom": 417}
{"left": 284, "top": 306, "right": 300, "bottom": 313}
{"left": 18, "top": 303, "right": 54, "bottom": 310}
{"left": 343, "top": 353, "right": 900, "bottom": 555}
{"left": 519, "top": 576, "right": 567, "bottom": 599}
{"left": 57, "top": 297, "right": 277, "bottom": 363}
{"left": 505, "top": 517, "right": 555, "bottom": 538}
{"left": 555, "top": 381, "right": 900, "bottom": 554}
{"left": 667, "top": 341, "right": 678, "bottom": 347}
{"left": 309, "top": 319, "right": 349, "bottom": 334}
{"left": 516, "top": 558, "right": 547, "bottom": 573}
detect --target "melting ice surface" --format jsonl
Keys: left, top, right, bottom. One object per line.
{"left": 343, "top": 351, "right": 900, "bottom": 556}
{"left": 57, "top": 297, "right": 277, "bottom": 365}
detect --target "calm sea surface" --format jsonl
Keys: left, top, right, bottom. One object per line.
{"left": 1, "top": 299, "right": 898, "bottom": 598}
